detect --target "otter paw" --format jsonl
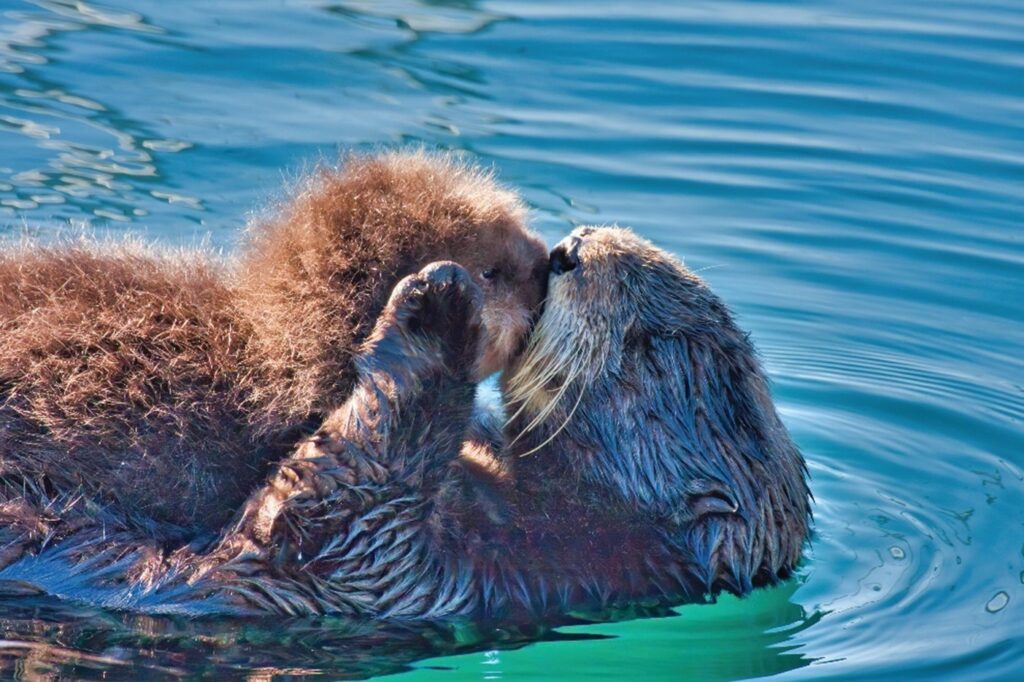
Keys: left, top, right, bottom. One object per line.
{"left": 386, "top": 261, "right": 483, "bottom": 365}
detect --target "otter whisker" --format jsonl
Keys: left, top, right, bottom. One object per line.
{"left": 691, "top": 264, "right": 726, "bottom": 275}
{"left": 506, "top": 339, "right": 572, "bottom": 413}
{"left": 503, "top": 337, "right": 568, "bottom": 426}
{"left": 503, "top": 356, "right": 550, "bottom": 424}
{"left": 503, "top": 393, "right": 538, "bottom": 430}
{"left": 516, "top": 371, "right": 589, "bottom": 458}
{"left": 508, "top": 332, "right": 564, "bottom": 387}
{"left": 502, "top": 294, "right": 603, "bottom": 450}
{"left": 506, "top": 357, "right": 584, "bottom": 448}
{"left": 520, "top": 357, "right": 583, "bottom": 434}
{"left": 507, "top": 353, "right": 568, "bottom": 411}
{"left": 508, "top": 306, "right": 579, "bottom": 389}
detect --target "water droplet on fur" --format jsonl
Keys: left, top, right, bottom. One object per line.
{"left": 985, "top": 591, "right": 1009, "bottom": 613}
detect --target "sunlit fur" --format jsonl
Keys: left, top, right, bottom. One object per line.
{"left": 0, "top": 151, "right": 547, "bottom": 532}
{"left": 235, "top": 149, "right": 547, "bottom": 418}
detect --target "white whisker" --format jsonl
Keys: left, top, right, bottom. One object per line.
{"left": 691, "top": 263, "right": 725, "bottom": 275}
{"left": 501, "top": 296, "right": 599, "bottom": 451}
{"left": 520, "top": 358, "right": 581, "bottom": 433}
{"left": 516, "top": 375, "right": 588, "bottom": 458}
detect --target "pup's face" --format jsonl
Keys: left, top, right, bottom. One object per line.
{"left": 457, "top": 225, "right": 549, "bottom": 379}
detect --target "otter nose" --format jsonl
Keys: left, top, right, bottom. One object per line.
{"left": 549, "top": 238, "right": 580, "bottom": 275}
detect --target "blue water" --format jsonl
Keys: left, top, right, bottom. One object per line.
{"left": 0, "top": 1, "right": 1022, "bottom": 679}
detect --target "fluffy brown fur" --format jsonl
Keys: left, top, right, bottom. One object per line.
{"left": 0, "top": 151, "right": 547, "bottom": 533}
{"left": 235, "top": 151, "right": 547, "bottom": 426}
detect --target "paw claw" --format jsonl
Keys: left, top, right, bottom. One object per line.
{"left": 421, "top": 261, "right": 471, "bottom": 292}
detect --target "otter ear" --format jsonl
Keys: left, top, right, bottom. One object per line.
{"left": 685, "top": 481, "right": 740, "bottom": 519}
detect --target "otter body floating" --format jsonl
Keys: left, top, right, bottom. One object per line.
{"left": 0, "top": 228, "right": 810, "bottom": 621}
{"left": 0, "top": 151, "right": 547, "bottom": 534}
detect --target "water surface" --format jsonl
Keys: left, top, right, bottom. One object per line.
{"left": 0, "top": 0, "right": 1022, "bottom": 679}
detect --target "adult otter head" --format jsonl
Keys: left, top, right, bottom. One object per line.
{"left": 506, "top": 226, "right": 810, "bottom": 588}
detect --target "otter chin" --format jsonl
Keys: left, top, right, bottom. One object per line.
{"left": 501, "top": 226, "right": 811, "bottom": 602}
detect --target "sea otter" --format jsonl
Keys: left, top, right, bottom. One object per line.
{"left": 0, "top": 228, "right": 810, "bottom": 620}
{"left": 0, "top": 150, "right": 547, "bottom": 533}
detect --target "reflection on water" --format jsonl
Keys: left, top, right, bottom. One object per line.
{"left": 0, "top": 586, "right": 818, "bottom": 680}
{"left": 0, "top": 0, "right": 1022, "bottom": 679}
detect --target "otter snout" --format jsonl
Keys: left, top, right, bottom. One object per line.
{"left": 550, "top": 237, "right": 581, "bottom": 275}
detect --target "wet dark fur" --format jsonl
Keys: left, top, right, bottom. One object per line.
{"left": 495, "top": 227, "right": 811, "bottom": 610}
{"left": 0, "top": 229, "right": 810, "bottom": 621}
{"left": 0, "top": 151, "right": 547, "bottom": 532}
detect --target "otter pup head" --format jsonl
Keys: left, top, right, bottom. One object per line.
{"left": 456, "top": 214, "right": 549, "bottom": 378}
{"left": 237, "top": 150, "right": 548, "bottom": 422}
{"left": 507, "top": 227, "right": 809, "bottom": 573}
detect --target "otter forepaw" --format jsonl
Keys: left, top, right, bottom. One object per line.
{"left": 381, "top": 261, "right": 484, "bottom": 368}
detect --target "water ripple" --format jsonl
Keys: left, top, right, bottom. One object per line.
{"left": 0, "top": 0, "right": 1022, "bottom": 679}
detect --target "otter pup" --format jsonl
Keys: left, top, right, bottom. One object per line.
{"left": 0, "top": 229, "right": 809, "bottom": 621}
{"left": 0, "top": 151, "right": 547, "bottom": 533}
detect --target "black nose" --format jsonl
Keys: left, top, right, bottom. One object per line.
{"left": 550, "top": 241, "right": 579, "bottom": 275}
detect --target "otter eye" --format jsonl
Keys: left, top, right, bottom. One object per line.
{"left": 481, "top": 267, "right": 499, "bottom": 281}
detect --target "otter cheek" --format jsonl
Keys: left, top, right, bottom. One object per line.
{"left": 476, "top": 301, "right": 531, "bottom": 379}
{"left": 475, "top": 344, "right": 506, "bottom": 380}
